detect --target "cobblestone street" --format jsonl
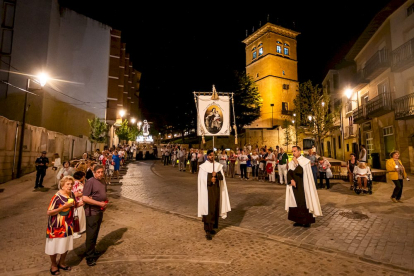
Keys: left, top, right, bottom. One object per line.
{"left": 0, "top": 160, "right": 413, "bottom": 275}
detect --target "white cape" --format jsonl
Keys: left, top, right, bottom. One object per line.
{"left": 198, "top": 161, "right": 231, "bottom": 219}
{"left": 285, "top": 156, "right": 323, "bottom": 217}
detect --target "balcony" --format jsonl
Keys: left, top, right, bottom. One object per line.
{"left": 362, "top": 48, "right": 390, "bottom": 80}
{"left": 344, "top": 125, "right": 357, "bottom": 139}
{"left": 281, "top": 109, "right": 293, "bottom": 116}
{"left": 352, "top": 69, "right": 369, "bottom": 91}
{"left": 366, "top": 92, "right": 393, "bottom": 117}
{"left": 394, "top": 92, "right": 414, "bottom": 120}
{"left": 392, "top": 38, "right": 414, "bottom": 72}
{"left": 353, "top": 105, "right": 368, "bottom": 124}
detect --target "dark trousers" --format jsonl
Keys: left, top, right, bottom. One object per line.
{"left": 164, "top": 156, "right": 169, "bottom": 166}
{"left": 85, "top": 212, "right": 103, "bottom": 260}
{"left": 311, "top": 166, "right": 318, "bottom": 186}
{"left": 319, "top": 172, "right": 330, "bottom": 189}
{"left": 252, "top": 165, "right": 258, "bottom": 177}
{"left": 240, "top": 164, "right": 247, "bottom": 179}
{"left": 35, "top": 170, "right": 46, "bottom": 187}
{"left": 191, "top": 161, "right": 197, "bottom": 173}
{"left": 392, "top": 179, "right": 404, "bottom": 200}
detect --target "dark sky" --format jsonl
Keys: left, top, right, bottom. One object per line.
{"left": 60, "top": 1, "right": 392, "bottom": 126}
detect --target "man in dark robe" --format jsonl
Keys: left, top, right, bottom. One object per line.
{"left": 286, "top": 146, "right": 322, "bottom": 227}
{"left": 198, "top": 149, "right": 231, "bottom": 240}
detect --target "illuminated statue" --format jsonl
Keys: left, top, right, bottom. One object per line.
{"left": 143, "top": 120, "right": 150, "bottom": 137}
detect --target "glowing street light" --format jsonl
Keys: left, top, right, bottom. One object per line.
{"left": 131, "top": 118, "right": 136, "bottom": 124}
{"left": 37, "top": 72, "right": 49, "bottom": 87}
{"left": 119, "top": 109, "right": 125, "bottom": 118}
{"left": 293, "top": 113, "right": 296, "bottom": 117}
{"left": 321, "top": 101, "right": 325, "bottom": 107}
{"left": 345, "top": 88, "right": 353, "bottom": 99}
{"left": 308, "top": 115, "right": 312, "bottom": 121}
{"left": 292, "top": 120, "right": 295, "bottom": 124}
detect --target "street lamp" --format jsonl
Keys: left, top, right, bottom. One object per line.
{"left": 308, "top": 115, "right": 312, "bottom": 121}
{"left": 270, "top": 103, "right": 274, "bottom": 127}
{"left": 119, "top": 109, "right": 125, "bottom": 118}
{"left": 16, "top": 73, "right": 48, "bottom": 178}
{"left": 321, "top": 101, "right": 325, "bottom": 107}
{"left": 345, "top": 88, "right": 353, "bottom": 100}
{"left": 131, "top": 118, "right": 136, "bottom": 124}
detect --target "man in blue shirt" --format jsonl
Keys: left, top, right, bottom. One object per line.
{"left": 34, "top": 151, "right": 49, "bottom": 189}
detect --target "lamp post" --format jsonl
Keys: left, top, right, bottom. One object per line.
{"left": 16, "top": 74, "right": 48, "bottom": 178}
{"left": 270, "top": 103, "right": 274, "bottom": 127}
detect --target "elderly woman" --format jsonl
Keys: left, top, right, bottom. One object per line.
{"left": 57, "top": 161, "right": 74, "bottom": 180}
{"left": 386, "top": 151, "right": 407, "bottom": 203}
{"left": 45, "top": 176, "right": 78, "bottom": 275}
{"left": 354, "top": 162, "right": 371, "bottom": 191}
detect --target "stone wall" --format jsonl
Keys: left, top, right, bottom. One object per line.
{"left": 0, "top": 116, "right": 104, "bottom": 183}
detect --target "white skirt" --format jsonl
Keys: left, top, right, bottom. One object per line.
{"left": 75, "top": 206, "right": 86, "bottom": 233}
{"left": 45, "top": 236, "right": 73, "bottom": 255}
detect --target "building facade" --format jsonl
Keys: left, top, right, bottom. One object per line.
{"left": 242, "top": 22, "right": 300, "bottom": 149}
{"left": 324, "top": 0, "right": 414, "bottom": 172}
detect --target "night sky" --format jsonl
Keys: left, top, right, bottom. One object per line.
{"left": 60, "top": 0, "right": 391, "bottom": 128}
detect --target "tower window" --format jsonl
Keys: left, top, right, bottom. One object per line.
{"left": 284, "top": 47, "right": 289, "bottom": 55}
{"left": 252, "top": 51, "right": 257, "bottom": 59}
{"left": 259, "top": 47, "right": 263, "bottom": 56}
{"left": 256, "top": 73, "right": 259, "bottom": 78}
{"left": 283, "top": 84, "right": 289, "bottom": 89}
{"left": 277, "top": 45, "right": 282, "bottom": 54}
{"left": 284, "top": 43, "right": 290, "bottom": 46}
{"left": 252, "top": 47, "right": 256, "bottom": 51}
{"left": 276, "top": 41, "right": 282, "bottom": 44}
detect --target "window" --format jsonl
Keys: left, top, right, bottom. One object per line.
{"left": 283, "top": 84, "right": 289, "bottom": 89}
{"left": 347, "top": 144, "right": 350, "bottom": 152}
{"left": 284, "top": 43, "right": 289, "bottom": 46}
{"left": 256, "top": 73, "right": 259, "bottom": 78}
{"left": 259, "top": 47, "right": 263, "bottom": 56}
{"left": 282, "top": 102, "right": 288, "bottom": 112}
{"left": 408, "top": 3, "right": 414, "bottom": 16}
{"left": 252, "top": 47, "right": 256, "bottom": 51}
{"left": 252, "top": 51, "right": 257, "bottom": 59}
{"left": 277, "top": 45, "right": 282, "bottom": 53}
{"left": 276, "top": 41, "right": 282, "bottom": 44}
{"left": 282, "top": 70, "right": 285, "bottom": 75}
{"left": 2, "top": 2, "right": 15, "bottom": 28}
{"left": 284, "top": 47, "right": 289, "bottom": 55}
{"left": 365, "top": 132, "right": 373, "bottom": 157}
{"left": 1, "top": 29, "right": 13, "bottom": 54}
{"left": 338, "top": 136, "right": 341, "bottom": 149}
{"left": 383, "top": 126, "right": 395, "bottom": 158}
{"left": 258, "top": 43, "right": 263, "bottom": 47}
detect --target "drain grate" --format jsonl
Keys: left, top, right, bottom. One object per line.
{"left": 339, "top": 211, "right": 369, "bottom": 220}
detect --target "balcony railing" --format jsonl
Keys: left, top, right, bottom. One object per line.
{"left": 353, "top": 105, "right": 367, "bottom": 124}
{"left": 392, "top": 38, "right": 414, "bottom": 72}
{"left": 281, "top": 109, "right": 293, "bottom": 116}
{"left": 344, "top": 125, "right": 357, "bottom": 139}
{"left": 362, "top": 48, "right": 390, "bottom": 80}
{"left": 366, "top": 92, "right": 393, "bottom": 117}
{"left": 394, "top": 92, "right": 414, "bottom": 120}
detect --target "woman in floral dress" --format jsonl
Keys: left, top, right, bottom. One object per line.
{"left": 45, "top": 176, "right": 78, "bottom": 275}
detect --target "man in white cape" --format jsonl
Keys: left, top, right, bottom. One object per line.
{"left": 285, "top": 146, "right": 322, "bottom": 227}
{"left": 198, "top": 149, "right": 231, "bottom": 240}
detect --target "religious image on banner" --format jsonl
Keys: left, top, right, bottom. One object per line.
{"left": 197, "top": 95, "right": 230, "bottom": 136}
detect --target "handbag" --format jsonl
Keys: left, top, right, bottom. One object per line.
{"left": 73, "top": 208, "right": 80, "bottom": 233}
{"left": 326, "top": 168, "right": 333, "bottom": 178}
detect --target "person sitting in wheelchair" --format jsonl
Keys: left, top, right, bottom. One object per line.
{"left": 354, "top": 162, "right": 371, "bottom": 192}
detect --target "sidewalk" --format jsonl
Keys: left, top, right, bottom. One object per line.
{"left": 0, "top": 167, "right": 413, "bottom": 275}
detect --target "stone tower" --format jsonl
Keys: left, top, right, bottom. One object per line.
{"left": 242, "top": 22, "right": 300, "bottom": 149}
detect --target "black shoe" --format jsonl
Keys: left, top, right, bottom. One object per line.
{"left": 34, "top": 186, "right": 38, "bottom": 189}
{"left": 39, "top": 185, "right": 45, "bottom": 188}
{"left": 303, "top": 224, "right": 311, "bottom": 228}
{"left": 293, "top": 222, "right": 303, "bottom": 227}
{"left": 86, "top": 259, "right": 96, "bottom": 266}
{"left": 210, "top": 230, "right": 217, "bottom": 235}
{"left": 205, "top": 233, "right": 212, "bottom": 240}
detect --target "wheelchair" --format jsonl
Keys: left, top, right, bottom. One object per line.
{"left": 352, "top": 171, "right": 373, "bottom": 195}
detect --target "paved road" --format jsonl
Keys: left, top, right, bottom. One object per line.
{"left": 120, "top": 160, "right": 414, "bottom": 271}
{"left": 0, "top": 164, "right": 412, "bottom": 275}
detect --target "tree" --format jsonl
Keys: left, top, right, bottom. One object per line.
{"left": 115, "top": 119, "right": 130, "bottom": 142}
{"left": 128, "top": 126, "right": 142, "bottom": 142}
{"left": 233, "top": 71, "right": 263, "bottom": 130}
{"left": 283, "top": 120, "right": 293, "bottom": 152}
{"left": 293, "top": 80, "right": 340, "bottom": 156}
{"left": 88, "top": 117, "right": 107, "bottom": 143}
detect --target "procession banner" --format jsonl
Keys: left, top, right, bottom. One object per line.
{"left": 197, "top": 95, "right": 230, "bottom": 136}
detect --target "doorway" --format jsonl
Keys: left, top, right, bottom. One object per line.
{"left": 333, "top": 138, "right": 337, "bottom": 159}
{"left": 327, "top": 141, "right": 332, "bottom": 158}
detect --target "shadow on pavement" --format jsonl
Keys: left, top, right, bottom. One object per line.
{"left": 67, "top": 227, "right": 128, "bottom": 266}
